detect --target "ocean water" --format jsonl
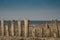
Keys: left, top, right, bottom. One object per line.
{"left": 0, "top": 21, "right": 60, "bottom": 27}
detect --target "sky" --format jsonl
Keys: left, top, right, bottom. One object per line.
{"left": 0, "top": 0, "right": 60, "bottom": 20}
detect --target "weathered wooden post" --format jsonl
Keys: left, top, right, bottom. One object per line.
{"left": 46, "top": 29, "right": 50, "bottom": 37}
{"left": 32, "top": 28, "right": 35, "bottom": 37}
{"left": 6, "top": 24, "right": 9, "bottom": 36}
{"left": 32, "top": 27, "right": 36, "bottom": 40}
{"left": 45, "top": 23, "right": 50, "bottom": 37}
{"left": 39, "top": 27, "right": 42, "bottom": 37}
{"left": 11, "top": 20, "right": 14, "bottom": 36}
{"left": 54, "top": 32, "right": 57, "bottom": 38}
{"left": 24, "top": 19, "right": 29, "bottom": 38}
{"left": 52, "top": 18, "right": 58, "bottom": 29}
{"left": 18, "top": 19, "right": 22, "bottom": 36}
{"left": 1, "top": 19, "right": 4, "bottom": 36}
{"left": 51, "top": 18, "right": 58, "bottom": 37}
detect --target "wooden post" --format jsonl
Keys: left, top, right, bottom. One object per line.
{"left": 39, "top": 27, "right": 42, "bottom": 37}
{"left": 24, "top": 19, "right": 29, "bottom": 38}
{"left": 6, "top": 25, "right": 9, "bottom": 36}
{"left": 1, "top": 19, "right": 4, "bottom": 36}
{"left": 52, "top": 18, "right": 58, "bottom": 28}
{"left": 54, "top": 32, "right": 57, "bottom": 38}
{"left": 46, "top": 29, "right": 50, "bottom": 37}
{"left": 11, "top": 20, "right": 14, "bottom": 36}
{"left": 32, "top": 28, "right": 35, "bottom": 37}
{"left": 45, "top": 23, "right": 50, "bottom": 37}
{"left": 18, "top": 19, "right": 21, "bottom": 36}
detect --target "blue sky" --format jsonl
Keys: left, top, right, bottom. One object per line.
{"left": 0, "top": 0, "right": 60, "bottom": 20}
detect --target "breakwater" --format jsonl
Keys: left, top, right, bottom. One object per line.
{"left": 0, "top": 18, "right": 60, "bottom": 40}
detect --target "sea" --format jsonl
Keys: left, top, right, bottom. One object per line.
{"left": 0, "top": 21, "right": 60, "bottom": 27}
